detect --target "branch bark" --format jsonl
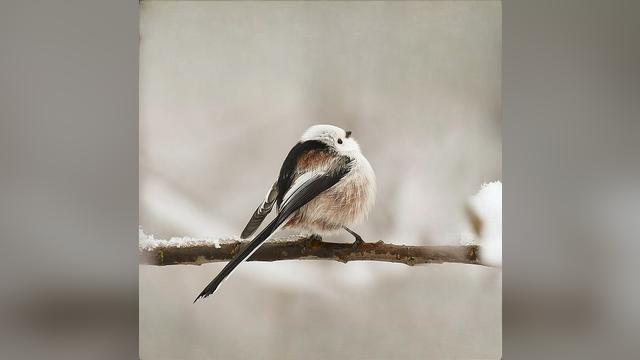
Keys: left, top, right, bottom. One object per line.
{"left": 139, "top": 236, "right": 482, "bottom": 266}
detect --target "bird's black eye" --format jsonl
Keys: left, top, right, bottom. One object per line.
{"left": 337, "top": 138, "right": 343, "bottom": 144}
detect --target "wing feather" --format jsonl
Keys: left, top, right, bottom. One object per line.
{"left": 240, "top": 181, "right": 278, "bottom": 239}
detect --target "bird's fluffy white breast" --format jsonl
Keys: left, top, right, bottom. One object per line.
{"left": 291, "top": 151, "right": 375, "bottom": 233}
{"left": 349, "top": 151, "right": 376, "bottom": 219}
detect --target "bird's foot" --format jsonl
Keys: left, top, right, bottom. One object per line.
{"left": 343, "top": 226, "right": 365, "bottom": 250}
{"left": 303, "top": 234, "right": 322, "bottom": 252}
{"left": 351, "top": 236, "right": 365, "bottom": 250}
{"left": 308, "top": 234, "right": 323, "bottom": 242}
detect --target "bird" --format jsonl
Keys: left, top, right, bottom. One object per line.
{"left": 194, "top": 124, "right": 376, "bottom": 302}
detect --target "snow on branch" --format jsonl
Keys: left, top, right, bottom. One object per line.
{"left": 139, "top": 229, "right": 482, "bottom": 267}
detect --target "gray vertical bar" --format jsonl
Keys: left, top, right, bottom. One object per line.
{"left": 0, "top": 1, "right": 138, "bottom": 359}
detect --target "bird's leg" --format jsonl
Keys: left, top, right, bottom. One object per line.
{"left": 343, "top": 226, "right": 365, "bottom": 249}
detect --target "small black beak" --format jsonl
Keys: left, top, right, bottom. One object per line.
{"left": 345, "top": 130, "right": 352, "bottom": 138}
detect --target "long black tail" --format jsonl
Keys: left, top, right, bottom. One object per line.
{"left": 193, "top": 216, "right": 283, "bottom": 302}
{"left": 194, "top": 163, "right": 351, "bottom": 302}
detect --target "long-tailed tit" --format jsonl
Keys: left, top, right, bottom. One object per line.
{"left": 194, "top": 125, "right": 376, "bottom": 301}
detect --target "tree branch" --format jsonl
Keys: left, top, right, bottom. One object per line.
{"left": 139, "top": 235, "right": 482, "bottom": 266}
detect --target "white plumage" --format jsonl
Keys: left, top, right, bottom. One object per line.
{"left": 284, "top": 125, "right": 376, "bottom": 234}
{"left": 195, "top": 124, "right": 376, "bottom": 300}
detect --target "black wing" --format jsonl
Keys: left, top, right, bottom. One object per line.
{"left": 276, "top": 140, "right": 330, "bottom": 208}
{"left": 194, "top": 160, "right": 351, "bottom": 302}
{"left": 240, "top": 140, "right": 330, "bottom": 239}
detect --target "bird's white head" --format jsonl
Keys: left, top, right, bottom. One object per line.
{"left": 300, "top": 124, "right": 362, "bottom": 155}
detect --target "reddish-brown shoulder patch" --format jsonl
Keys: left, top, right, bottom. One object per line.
{"left": 296, "top": 150, "right": 333, "bottom": 172}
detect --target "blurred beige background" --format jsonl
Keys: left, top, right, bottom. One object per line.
{"left": 140, "top": 1, "right": 501, "bottom": 359}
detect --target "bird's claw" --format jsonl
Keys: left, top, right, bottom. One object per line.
{"left": 351, "top": 237, "right": 365, "bottom": 250}
{"left": 303, "top": 234, "right": 322, "bottom": 252}
{"left": 309, "top": 234, "right": 323, "bottom": 242}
